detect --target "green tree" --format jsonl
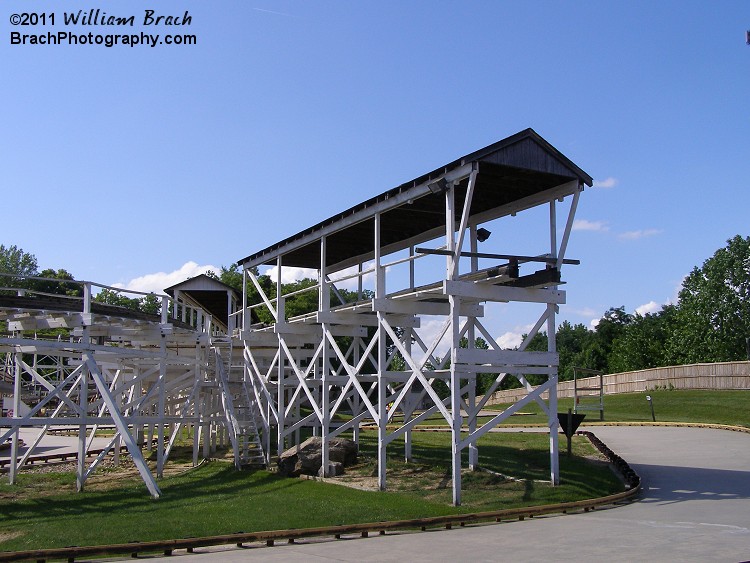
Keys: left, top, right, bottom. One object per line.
{"left": 94, "top": 288, "right": 142, "bottom": 311}
{"left": 667, "top": 235, "right": 750, "bottom": 363}
{"left": 0, "top": 244, "right": 38, "bottom": 291}
{"left": 608, "top": 305, "right": 676, "bottom": 372}
{"left": 590, "top": 306, "right": 633, "bottom": 373}
{"left": 520, "top": 331, "right": 549, "bottom": 386}
{"left": 556, "top": 321, "right": 596, "bottom": 380}
{"left": 139, "top": 293, "right": 162, "bottom": 315}
{"left": 207, "top": 264, "right": 246, "bottom": 292}
{"left": 32, "top": 268, "right": 83, "bottom": 296}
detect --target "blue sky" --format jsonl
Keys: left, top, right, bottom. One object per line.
{"left": 3, "top": 1, "right": 749, "bottom": 346}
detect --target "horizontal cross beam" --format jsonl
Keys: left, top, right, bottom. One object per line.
{"left": 415, "top": 247, "right": 580, "bottom": 265}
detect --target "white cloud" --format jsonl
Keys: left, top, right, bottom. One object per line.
{"left": 262, "top": 265, "right": 318, "bottom": 284}
{"left": 618, "top": 228, "right": 662, "bottom": 241}
{"left": 329, "top": 261, "right": 376, "bottom": 291}
{"left": 593, "top": 177, "right": 617, "bottom": 189}
{"left": 589, "top": 318, "right": 600, "bottom": 329}
{"left": 635, "top": 300, "right": 661, "bottom": 316}
{"left": 565, "top": 306, "right": 599, "bottom": 318}
{"left": 494, "top": 323, "right": 535, "bottom": 350}
{"left": 113, "top": 261, "right": 220, "bottom": 294}
{"left": 414, "top": 317, "right": 452, "bottom": 361}
{"left": 496, "top": 331, "right": 524, "bottom": 349}
{"left": 572, "top": 219, "right": 609, "bottom": 232}
{"left": 669, "top": 275, "right": 687, "bottom": 305}
{"left": 262, "top": 262, "right": 377, "bottom": 292}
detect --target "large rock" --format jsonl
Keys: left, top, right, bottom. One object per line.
{"left": 277, "top": 436, "right": 358, "bottom": 477}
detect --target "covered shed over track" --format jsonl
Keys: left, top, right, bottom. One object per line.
{"left": 237, "top": 128, "right": 593, "bottom": 506}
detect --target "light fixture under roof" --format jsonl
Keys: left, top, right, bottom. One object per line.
{"left": 476, "top": 227, "right": 491, "bottom": 242}
{"left": 427, "top": 178, "right": 448, "bottom": 194}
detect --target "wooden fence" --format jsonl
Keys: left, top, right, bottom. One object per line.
{"left": 486, "top": 361, "right": 750, "bottom": 405}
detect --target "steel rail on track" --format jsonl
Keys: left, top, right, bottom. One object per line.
{"left": 0, "top": 431, "right": 641, "bottom": 562}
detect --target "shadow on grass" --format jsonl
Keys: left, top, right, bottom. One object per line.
{"left": 355, "top": 431, "right": 621, "bottom": 502}
{"left": 0, "top": 465, "right": 291, "bottom": 525}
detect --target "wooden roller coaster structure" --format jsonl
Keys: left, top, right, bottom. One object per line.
{"left": 0, "top": 128, "right": 592, "bottom": 505}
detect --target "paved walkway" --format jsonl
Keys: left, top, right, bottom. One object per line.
{"left": 0, "top": 428, "right": 119, "bottom": 464}
{"left": 147, "top": 426, "right": 750, "bottom": 562}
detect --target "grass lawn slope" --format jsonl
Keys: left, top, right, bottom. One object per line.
{"left": 0, "top": 431, "right": 618, "bottom": 551}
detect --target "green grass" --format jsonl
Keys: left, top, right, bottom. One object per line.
{"left": 0, "top": 463, "right": 455, "bottom": 551}
{"left": 487, "top": 389, "right": 750, "bottom": 428}
{"left": 0, "top": 431, "right": 618, "bottom": 552}
{"left": 350, "top": 430, "right": 620, "bottom": 509}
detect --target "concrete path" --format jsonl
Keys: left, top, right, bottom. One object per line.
{"left": 146, "top": 426, "right": 750, "bottom": 562}
{"left": 0, "top": 427, "right": 118, "bottom": 463}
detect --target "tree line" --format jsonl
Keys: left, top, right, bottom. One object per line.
{"left": 0, "top": 244, "right": 160, "bottom": 313}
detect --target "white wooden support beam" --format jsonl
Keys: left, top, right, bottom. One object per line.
{"left": 20, "top": 360, "right": 82, "bottom": 416}
{"left": 445, "top": 183, "right": 456, "bottom": 281}
{"left": 380, "top": 318, "right": 452, "bottom": 423}
{"left": 274, "top": 322, "right": 323, "bottom": 336}
{"left": 452, "top": 167, "right": 478, "bottom": 279}
{"left": 320, "top": 238, "right": 330, "bottom": 312}
{"left": 550, "top": 199, "right": 557, "bottom": 266}
{"left": 556, "top": 185, "right": 582, "bottom": 269}
{"left": 279, "top": 338, "right": 324, "bottom": 423}
{"left": 8, "top": 352, "right": 22, "bottom": 485}
{"left": 403, "top": 325, "right": 414, "bottom": 462}
{"left": 156, "top": 335, "right": 167, "bottom": 478}
{"left": 455, "top": 348, "right": 559, "bottom": 366}
{"left": 372, "top": 297, "right": 484, "bottom": 318}
{"left": 374, "top": 214, "right": 385, "bottom": 299}
{"left": 324, "top": 331, "right": 379, "bottom": 421}
{"left": 321, "top": 324, "right": 331, "bottom": 477}
{"left": 465, "top": 180, "right": 579, "bottom": 230}
{"left": 248, "top": 270, "right": 277, "bottom": 322}
{"left": 443, "top": 280, "right": 566, "bottom": 305}
{"left": 449, "top": 294, "right": 462, "bottom": 506}
{"left": 85, "top": 355, "right": 161, "bottom": 498}
{"left": 77, "top": 323, "right": 89, "bottom": 492}
{"left": 470, "top": 226, "right": 479, "bottom": 273}
{"left": 458, "top": 378, "right": 555, "bottom": 449}
{"left": 377, "top": 311, "right": 388, "bottom": 491}
{"left": 547, "top": 302, "right": 560, "bottom": 485}
{"left": 316, "top": 310, "right": 419, "bottom": 328}
{"left": 18, "top": 372, "right": 85, "bottom": 470}
{"left": 467, "top": 319, "right": 478, "bottom": 471}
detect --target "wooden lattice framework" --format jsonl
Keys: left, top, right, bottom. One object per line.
{"left": 238, "top": 128, "right": 592, "bottom": 504}
{"left": 0, "top": 277, "right": 257, "bottom": 498}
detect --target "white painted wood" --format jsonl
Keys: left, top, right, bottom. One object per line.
{"left": 85, "top": 355, "right": 161, "bottom": 498}
{"left": 455, "top": 348, "right": 559, "bottom": 366}
{"left": 443, "top": 280, "right": 566, "bottom": 304}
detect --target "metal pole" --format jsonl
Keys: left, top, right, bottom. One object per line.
{"left": 646, "top": 395, "right": 656, "bottom": 422}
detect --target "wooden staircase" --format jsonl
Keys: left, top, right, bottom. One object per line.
{"left": 211, "top": 338, "right": 266, "bottom": 469}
